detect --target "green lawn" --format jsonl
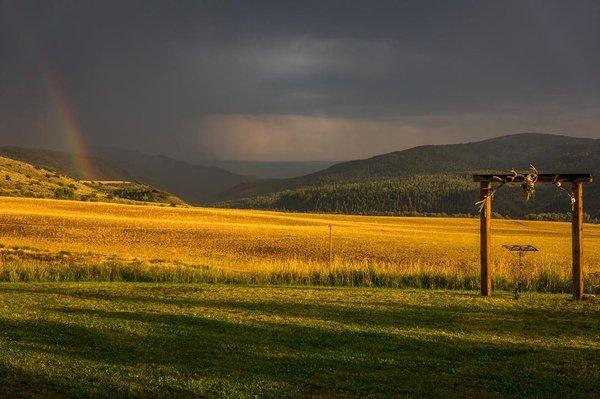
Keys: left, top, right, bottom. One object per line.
{"left": 0, "top": 284, "right": 598, "bottom": 398}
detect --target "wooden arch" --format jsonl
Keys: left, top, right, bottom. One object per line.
{"left": 472, "top": 173, "right": 593, "bottom": 300}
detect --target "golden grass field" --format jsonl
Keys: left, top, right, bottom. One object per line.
{"left": 0, "top": 196, "right": 599, "bottom": 292}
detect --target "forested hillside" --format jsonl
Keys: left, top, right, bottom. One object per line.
{"left": 220, "top": 134, "right": 600, "bottom": 219}
{"left": 220, "top": 174, "right": 600, "bottom": 219}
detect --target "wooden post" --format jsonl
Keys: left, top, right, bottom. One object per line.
{"left": 328, "top": 225, "right": 333, "bottom": 268}
{"left": 572, "top": 181, "right": 584, "bottom": 300}
{"left": 480, "top": 182, "right": 492, "bottom": 296}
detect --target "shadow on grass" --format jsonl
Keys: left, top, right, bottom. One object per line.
{"left": 0, "top": 287, "right": 598, "bottom": 398}
{"left": 0, "top": 361, "right": 132, "bottom": 399}
{"left": 5, "top": 284, "right": 595, "bottom": 340}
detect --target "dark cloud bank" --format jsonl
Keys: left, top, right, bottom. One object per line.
{"left": 1, "top": 0, "right": 599, "bottom": 161}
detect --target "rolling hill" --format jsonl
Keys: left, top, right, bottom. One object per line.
{"left": 0, "top": 146, "right": 251, "bottom": 204}
{"left": 0, "top": 155, "right": 185, "bottom": 206}
{"left": 3, "top": 133, "right": 598, "bottom": 217}
{"left": 219, "top": 133, "right": 600, "bottom": 218}
{"left": 208, "top": 160, "right": 337, "bottom": 178}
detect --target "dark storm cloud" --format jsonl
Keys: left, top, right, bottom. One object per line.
{"left": 1, "top": 0, "right": 599, "bottom": 161}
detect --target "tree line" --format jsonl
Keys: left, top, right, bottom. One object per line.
{"left": 221, "top": 173, "right": 600, "bottom": 221}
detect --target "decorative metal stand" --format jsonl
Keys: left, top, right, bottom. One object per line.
{"left": 502, "top": 244, "right": 538, "bottom": 299}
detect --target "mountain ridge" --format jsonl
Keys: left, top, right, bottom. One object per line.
{"left": 0, "top": 146, "right": 253, "bottom": 204}
{"left": 218, "top": 133, "right": 600, "bottom": 218}
{"left": 220, "top": 133, "right": 600, "bottom": 200}
{"left": 208, "top": 160, "right": 338, "bottom": 179}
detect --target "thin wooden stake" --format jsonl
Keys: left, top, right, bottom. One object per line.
{"left": 328, "top": 225, "right": 333, "bottom": 268}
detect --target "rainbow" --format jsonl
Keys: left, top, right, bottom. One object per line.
{"left": 12, "top": 11, "right": 96, "bottom": 180}
{"left": 38, "top": 63, "right": 96, "bottom": 180}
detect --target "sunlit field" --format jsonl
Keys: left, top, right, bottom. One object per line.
{"left": 1, "top": 196, "right": 598, "bottom": 293}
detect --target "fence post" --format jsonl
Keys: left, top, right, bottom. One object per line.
{"left": 480, "top": 182, "right": 492, "bottom": 296}
{"left": 572, "top": 181, "right": 584, "bottom": 300}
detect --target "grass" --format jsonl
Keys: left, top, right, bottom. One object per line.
{"left": 0, "top": 197, "right": 599, "bottom": 292}
{"left": 0, "top": 283, "right": 598, "bottom": 398}
{"left": 1, "top": 197, "right": 598, "bottom": 397}
{"left": 0, "top": 156, "right": 100, "bottom": 200}
{"left": 0, "top": 156, "right": 185, "bottom": 205}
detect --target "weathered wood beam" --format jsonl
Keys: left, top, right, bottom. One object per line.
{"left": 480, "top": 181, "right": 492, "bottom": 296}
{"left": 473, "top": 173, "right": 592, "bottom": 183}
{"left": 572, "top": 182, "right": 584, "bottom": 300}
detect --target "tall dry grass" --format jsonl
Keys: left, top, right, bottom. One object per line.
{"left": 1, "top": 247, "right": 597, "bottom": 293}
{"left": 0, "top": 197, "right": 598, "bottom": 293}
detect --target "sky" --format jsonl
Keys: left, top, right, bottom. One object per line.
{"left": 1, "top": 0, "right": 599, "bottom": 162}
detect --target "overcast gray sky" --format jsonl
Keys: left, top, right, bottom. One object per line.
{"left": 1, "top": 0, "right": 599, "bottom": 161}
